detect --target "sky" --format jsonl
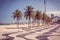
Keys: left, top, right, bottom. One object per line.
{"left": 0, "top": 0, "right": 60, "bottom": 23}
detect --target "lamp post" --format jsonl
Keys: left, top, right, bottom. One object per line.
{"left": 44, "top": 0, "right": 46, "bottom": 14}
{"left": 43, "top": 0, "right": 46, "bottom": 25}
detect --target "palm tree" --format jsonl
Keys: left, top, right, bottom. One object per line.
{"left": 42, "top": 13, "right": 52, "bottom": 25}
{"left": 42, "top": 13, "right": 46, "bottom": 21}
{"left": 47, "top": 16, "right": 52, "bottom": 24}
{"left": 35, "top": 10, "right": 42, "bottom": 26}
{"left": 24, "top": 5, "right": 34, "bottom": 28}
{"left": 12, "top": 9, "right": 22, "bottom": 31}
{"left": 42, "top": 13, "right": 47, "bottom": 24}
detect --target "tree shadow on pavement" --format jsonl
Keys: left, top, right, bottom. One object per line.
{"left": 36, "top": 35, "right": 49, "bottom": 40}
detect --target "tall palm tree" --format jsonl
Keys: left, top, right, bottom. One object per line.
{"left": 12, "top": 9, "right": 22, "bottom": 31}
{"left": 24, "top": 6, "right": 34, "bottom": 28}
{"left": 35, "top": 10, "right": 42, "bottom": 26}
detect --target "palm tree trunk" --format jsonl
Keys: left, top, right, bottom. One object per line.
{"left": 37, "top": 20, "right": 40, "bottom": 27}
{"left": 28, "top": 19, "right": 30, "bottom": 28}
{"left": 17, "top": 19, "right": 19, "bottom": 32}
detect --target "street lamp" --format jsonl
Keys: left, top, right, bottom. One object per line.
{"left": 44, "top": 0, "right": 46, "bottom": 14}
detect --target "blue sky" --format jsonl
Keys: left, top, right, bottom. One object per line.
{"left": 0, "top": 0, "right": 60, "bottom": 23}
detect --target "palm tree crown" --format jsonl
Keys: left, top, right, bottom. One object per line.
{"left": 35, "top": 10, "right": 41, "bottom": 20}
{"left": 24, "top": 6, "right": 34, "bottom": 20}
{"left": 42, "top": 13, "right": 52, "bottom": 23}
{"left": 12, "top": 9, "right": 22, "bottom": 20}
